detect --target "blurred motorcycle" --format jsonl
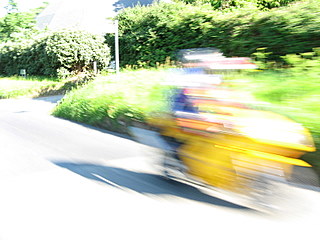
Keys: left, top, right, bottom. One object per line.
{"left": 130, "top": 49, "right": 317, "bottom": 212}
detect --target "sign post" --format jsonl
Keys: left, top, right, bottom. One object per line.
{"left": 20, "top": 69, "right": 26, "bottom": 78}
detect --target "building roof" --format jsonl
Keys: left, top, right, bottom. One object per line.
{"left": 36, "top": 0, "right": 156, "bottom": 34}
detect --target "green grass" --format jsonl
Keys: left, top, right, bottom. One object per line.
{"left": 2, "top": 75, "right": 61, "bottom": 82}
{"left": 0, "top": 75, "right": 91, "bottom": 98}
{"left": 0, "top": 76, "right": 60, "bottom": 99}
{"left": 229, "top": 70, "right": 320, "bottom": 134}
{"left": 52, "top": 69, "right": 170, "bottom": 133}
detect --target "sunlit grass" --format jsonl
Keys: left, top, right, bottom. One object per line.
{"left": 0, "top": 75, "right": 60, "bottom": 82}
{"left": 0, "top": 78, "right": 59, "bottom": 98}
{"left": 230, "top": 70, "right": 320, "bottom": 132}
{"left": 52, "top": 69, "right": 170, "bottom": 133}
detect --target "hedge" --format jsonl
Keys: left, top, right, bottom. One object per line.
{"left": 105, "top": 1, "right": 320, "bottom": 67}
{"left": 0, "top": 30, "right": 110, "bottom": 78}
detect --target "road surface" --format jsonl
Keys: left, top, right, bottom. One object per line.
{"left": 0, "top": 96, "right": 319, "bottom": 240}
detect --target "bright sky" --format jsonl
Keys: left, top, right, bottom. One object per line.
{"left": 0, "top": 0, "right": 55, "bottom": 17}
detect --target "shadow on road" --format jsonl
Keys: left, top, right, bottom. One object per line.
{"left": 32, "top": 95, "right": 64, "bottom": 104}
{"left": 53, "top": 161, "right": 249, "bottom": 210}
{"left": 113, "top": 0, "right": 154, "bottom": 12}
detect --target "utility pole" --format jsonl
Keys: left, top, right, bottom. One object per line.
{"left": 114, "top": 20, "right": 119, "bottom": 74}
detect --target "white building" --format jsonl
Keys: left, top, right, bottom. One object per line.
{"left": 36, "top": 0, "right": 163, "bottom": 35}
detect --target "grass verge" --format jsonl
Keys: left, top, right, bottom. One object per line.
{"left": 0, "top": 77, "right": 58, "bottom": 98}
{"left": 0, "top": 75, "right": 93, "bottom": 99}
{"left": 52, "top": 69, "right": 170, "bottom": 133}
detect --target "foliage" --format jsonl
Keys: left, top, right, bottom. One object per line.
{"left": 4, "top": 0, "right": 19, "bottom": 13}
{"left": 257, "top": 0, "right": 296, "bottom": 10}
{"left": 0, "top": 11, "right": 37, "bottom": 42}
{"left": 281, "top": 48, "right": 320, "bottom": 73}
{"left": 174, "top": 0, "right": 254, "bottom": 9}
{"left": 243, "top": 49, "right": 320, "bottom": 111}
{"left": 0, "top": 30, "right": 110, "bottom": 78}
{"left": 105, "top": 1, "right": 320, "bottom": 67}
{"left": 52, "top": 69, "right": 170, "bottom": 133}
{"left": 251, "top": 47, "right": 274, "bottom": 69}
{"left": 105, "top": 2, "right": 215, "bottom": 67}
{"left": 0, "top": 0, "right": 47, "bottom": 43}
{"left": 173, "top": 0, "right": 298, "bottom": 9}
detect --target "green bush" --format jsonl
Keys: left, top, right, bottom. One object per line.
{"left": 105, "top": 2, "right": 213, "bottom": 67}
{"left": 0, "top": 30, "right": 110, "bottom": 78}
{"left": 105, "top": 1, "right": 320, "bottom": 67}
{"left": 257, "top": 0, "right": 297, "bottom": 9}
{"left": 174, "top": 0, "right": 257, "bottom": 10}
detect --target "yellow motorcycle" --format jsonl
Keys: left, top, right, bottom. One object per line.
{"left": 130, "top": 84, "right": 316, "bottom": 212}
{"left": 130, "top": 49, "right": 317, "bottom": 212}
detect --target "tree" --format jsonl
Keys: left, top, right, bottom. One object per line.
{"left": 0, "top": 0, "right": 43, "bottom": 42}
{"left": 4, "top": 0, "right": 18, "bottom": 13}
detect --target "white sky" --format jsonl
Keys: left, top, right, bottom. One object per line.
{"left": 0, "top": 0, "right": 56, "bottom": 17}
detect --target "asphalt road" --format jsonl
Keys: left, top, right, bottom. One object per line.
{"left": 0, "top": 96, "right": 320, "bottom": 240}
